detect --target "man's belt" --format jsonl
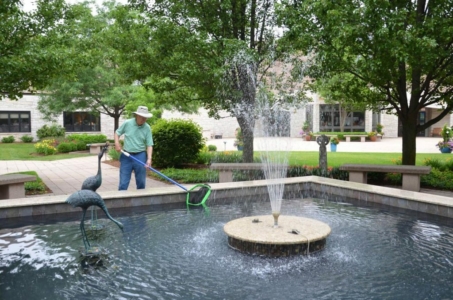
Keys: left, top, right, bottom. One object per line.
{"left": 125, "top": 150, "right": 144, "bottom": 155}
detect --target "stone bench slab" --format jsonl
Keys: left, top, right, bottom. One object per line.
{"left": 344, "top": 135, "right": 367, "bottom": 142}
{"left": 87, "top": 143, "right": 109, "bottom": 154}
{"left": 0, "top": 174, "right": 36, "bottom": 200}
{"left": 340, "top": 164, "right": 431, "bottom": 192}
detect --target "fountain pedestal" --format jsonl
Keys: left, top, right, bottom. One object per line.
{"left": 224, "top": 215, "right": 331, "bottom": 257}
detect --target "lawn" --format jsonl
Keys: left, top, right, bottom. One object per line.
{"left": 286, "top": 151, "right": 449, "bottom": 167}
{"left": 0, "top": 143, "right": 89, "bottom": 161}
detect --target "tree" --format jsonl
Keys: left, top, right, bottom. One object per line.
{"left": 0, "top": 0, "right": 81, "bottom": 100}
{"left": 279, "top": 0, "right": 453, "bottom": 165}
{"left": 126, "top": 0, "right": 303, "bottom": 162}
{"left": 38, "top": 2, "right": 162, "bottom": 132}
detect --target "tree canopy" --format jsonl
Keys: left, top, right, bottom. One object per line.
{"left": 126, "top": 0, "right": 304, "bottom": 162}
{"left": 0, "top": 0, "right": 82, "bottom": 100}
{"left": 279, "top": 0, "right": 453, "bottom": 165}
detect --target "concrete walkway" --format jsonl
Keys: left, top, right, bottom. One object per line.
{"left": 0, "top": 137, "right": 450, "bottom": 197}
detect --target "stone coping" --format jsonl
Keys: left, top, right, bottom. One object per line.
{"left": 1, "top": 176, "right": 453, "bottom": 219}
{"left": 0, "top": 174, "right": 36, "bottom": 184}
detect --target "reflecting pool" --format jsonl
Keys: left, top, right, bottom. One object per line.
{"left": 1, "top": 198, "right": 453, "bottom": 299}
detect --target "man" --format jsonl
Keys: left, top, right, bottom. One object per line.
{"left": 114, "top": 106, "right": 154, "bottom": 190}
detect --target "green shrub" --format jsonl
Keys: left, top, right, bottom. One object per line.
{"left": 154, "top": 168, "right": 218, "bottom": 183}
{"left": 421, "top": 169, "right": 453, "bottom": 190}
{"left": 36, "top": 124, "right": 65, "bottom": 139}
{"left": 195, "top": 151, "right": 212, "bottom": 165}
{"left": 66, "top": 133, "right": 107, "bottom": 144}
{"left": 152, "top": 119, "right": 205, "bottom": 168}
{"left": 57, "top": 142, "right": 73, "bottom": 153}
{"left": 20, "top": 135, "right": 34, "bottom": 143}
{"left": 1, "top": 136, "right": 15, "bottom": 143}
{"left": 207, "top": 144, "right": 217, "bottom": 152}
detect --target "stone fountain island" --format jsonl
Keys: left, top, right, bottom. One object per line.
{"left": 224, "top": 214, "right": 331, "bottom": 257}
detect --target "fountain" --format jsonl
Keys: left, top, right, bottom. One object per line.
{"left": 223, "top": 87, "right": 331, "bottom": 257}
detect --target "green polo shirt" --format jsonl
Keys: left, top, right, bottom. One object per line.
{"left": 116, "top": 118, "right": 153, "bottom": 153}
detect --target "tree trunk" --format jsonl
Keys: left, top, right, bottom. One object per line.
{"left": 237, "top": 116, "right": 255, "bottom": 163}
{"left": 401, "top": 114, "right": 418, "bottom": 165}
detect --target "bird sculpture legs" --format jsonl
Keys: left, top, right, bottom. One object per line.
{"left": 80, "top": 209, "right": 91, "bottom": 252}
{"left": 90, "top": 206, "right": 99, "bottom": 229}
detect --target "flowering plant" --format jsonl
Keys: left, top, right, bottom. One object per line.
{"left": 436, "top": 140, "right": 453, "bottom": 150}
{"left": 330, "top": 136, "right": 340, "bottom": 145}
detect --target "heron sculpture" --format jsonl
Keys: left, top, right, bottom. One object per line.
{"left": 81, "top": 143, "right": 109, "bottom": 228}
{"left": 66, "top": 190, "right": 123, "bottom": 252}
{"left": 82, "top": 143, "right": 109, "bottom": 191}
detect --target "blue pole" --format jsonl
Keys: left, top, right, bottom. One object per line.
{"left": 121, "top": 150, "right": 188, "bottom": 191}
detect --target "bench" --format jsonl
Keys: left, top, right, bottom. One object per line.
{"left": 210, "top": 163, "right": 287, "bottom": 182}
{"left": 344, "top": 135, "right": 367, "bottom": 142}
{"left": 87, "top": 143, "right": 109, "bottom": 154}
{"left": 339, "top": 164, "right": 431, "bottom": 192}
{"left": 432, "top": 127, "right": 442, "bottom": 137}
{"left": 0, "top": 174, "right": 36, "bottom": 199}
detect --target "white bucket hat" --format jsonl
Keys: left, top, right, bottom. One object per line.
{"left": 133, "top": 106, "right": 153, "bottom": 118}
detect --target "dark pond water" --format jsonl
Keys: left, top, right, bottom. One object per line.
{"left": 1, "top": 198, "right": 453, "bottom": 300}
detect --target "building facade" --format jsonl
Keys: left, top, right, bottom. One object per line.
{"left": 1, "top": 93, "right": 452, "bottom": 141}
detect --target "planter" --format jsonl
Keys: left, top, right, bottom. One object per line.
{"left": 330, "top": 143, "right": 337, "bottom": 152}
{"left": 237, "top": 145, "right": 243, "bottom": 151}
{"left": 440, "top": 147, "right": 452, "bottom": 153}
{"left": 305, "top": 135, "right": 312, "bottom": 141}
{"left": 369, "top": 135, "right": 377, "bottom": 142}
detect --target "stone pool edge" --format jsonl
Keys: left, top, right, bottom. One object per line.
{"left": 0, "top": 176, "right": 452, "bottom": 219}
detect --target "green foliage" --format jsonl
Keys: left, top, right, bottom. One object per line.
{"left": 37, "top": 124, "right": 66, "bottom": 140}
{"left": 441, "top": 124, "right": 452, "bottom": 142}
{"left": 25, "top": 181, "right": 46, "bottom": 193}
{"left": 20, "top": 135, "right": 34, "bottom": 143}
{"left": 279, "top": 0, "right": 453, "bottom": 165}
{"left": 376, "top": 124, "right": 384, "bottom": 133}
{"left": 152, "top": 168, "right": 218, "bottom": 183}
{"left": 207, "top": 145, "right": 217, "bottom": 152}
{"left": 152, "top": 119, "right": 205, "bottom": 167}
{"left": 57, "top": 142, "right": 74, "bottom": 153}
{"left": 66, "top": 133, "right": 107, "bottom": 144}
{"left": 1, "top": 136, "right": 15, "bottom": 143}
{"left": 421, "top": 169, "right": 453, "bottom": 190}
{"left": 0, "top": 0, "right": 80, "bottom": 100}
{"left": 108, "top": 148, "right": 121, "bottom": 161}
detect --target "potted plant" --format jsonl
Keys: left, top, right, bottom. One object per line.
{"left": 368, "top": 131, "right": 377, "bottom": 142}
{"left": 376, "top": 123, "right": 384, "bottom": 134}
{"left": 330, "top": 136, "right": 340, "bottom": 152}
{"left": 436, "top": 141, "right": 452, "bottom": 153}
{"left": 234, "top": 128, "right": 244, "bottom": 151}
{"left": 437, "top": 125, "right": 453, "bottom": 153}
{"left": 301, "top": 121, "right": 312, "bottom": 141}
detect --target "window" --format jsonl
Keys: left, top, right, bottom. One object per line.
{"left": 63, "top": 112, "right": 100, "bottom": 132}
{"left": 0, "top": 111, "right": 31, "bottom": 133}
{"left": 319, "top": 104, "right": 365, "bottom": 132}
